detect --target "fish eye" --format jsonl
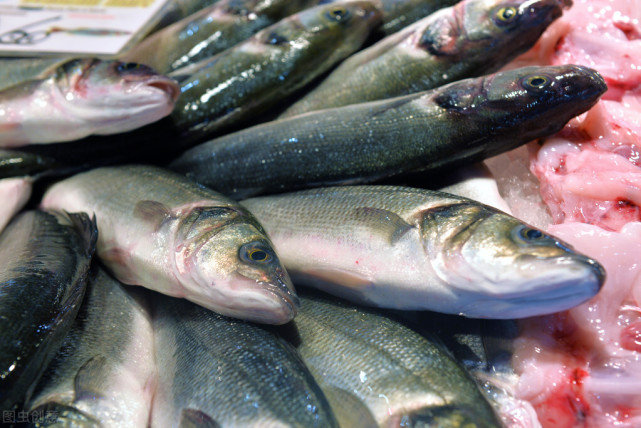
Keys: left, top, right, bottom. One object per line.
{"left": 513, "top": 225, "right": 549, "bottom": 244}
{"left": 116, "top": 62, "right": 140, "bottom": 72}
{"left": 325, "top": 6, "right": 351, "bottom": 22}
{"left": 266, "top": 31, "right": 288, "bottom": 45}
{"left": 494, "top": 6, "right": 518, "bottom": 25}
{"left": 240, "top": 242, "right": 274, "bottom": 264}
{"left": 522, "top": 75, "right": 551, "bottom": 90}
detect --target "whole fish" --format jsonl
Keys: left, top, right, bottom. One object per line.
{"left": 0, "top": 58, "right": 179, "bottom": 148}
{"left": 280, "top": 0, "right": 568, "bottom": 118}
{"left": 240, "top": 185, "right": 606, "bottom": 318}
{"left": 281, "top": 292, "right": 503, "bottom": 427}
{"left": 0, "top": 176, "right": 32, "bottom": 233}
{"left": 28, "top": 267, "right": 156, "bottom": 428}
{"left": 41, "top": 165, "right": 298, "bottom": 325}
{"left": 166, "top": 1, "right": 381, "bottom": 143}
{"left": 0, "top": 149, "right": 57, "bottom": 179}
{"left": 123, "top": 0, "right": 322, "bottom": 74}
{"left": 151, "top": 295, "right": 339, "bottom": 428}
{"left": 170, "top": 65, "right": 607, "bottom": 199}
{"left": 0, "top": 210, "right": 97, "bottom": 411}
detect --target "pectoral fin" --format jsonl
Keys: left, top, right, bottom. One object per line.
{"left": 179, "top": 408, "right": 221, "bottom": 428}
{"left": 353, "top": 207, "right": 414, "bottom": 244}
{"left": 134, "top": 200, "right": 173, "bottom": 230}
{"left": 74, "top": 355, "right": 109, "bottom": 402}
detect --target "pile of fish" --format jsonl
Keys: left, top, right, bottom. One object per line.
{"left": 0, "top": 0, "right": 634, "bottom": 425}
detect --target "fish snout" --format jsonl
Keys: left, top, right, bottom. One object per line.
{"left": 519, "top": 0, "right": 564, "bottom": 25}
{"left": 561, "top": 65, "right": 608, "bottom": 100}
{"left": 145, "top": 76, "right": 181, "bottom": 102}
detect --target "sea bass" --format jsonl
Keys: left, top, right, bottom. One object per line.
{"left": 0, "top": 149, "right": 57, "bottom": 179}
{"left": 0, "top": 58, "right": 179, "bottom": 148}
{"left": 123, "top": 0, "right": 322, "bottom": 74}
{"left": 151, "top": 295, "right": 339, "bottom": 428}
{"left": 28, "top": 267, "right": 156, "bottom": 428}
{"left": 41, "top": 165, "right": 298, "bottom": 324}
{"left": 241, "top": 185, "right": 606, "bottom": 318}
{"left": 280, "top": 292, "right": 503, "bottom": 427}
{"left": 171, "top": 65, "right": 607, "bottom": 199}
{"left": 280, "top": 0, "right": 568, "bottom": 118}
{"left": 0, "top": 210, "right": 97, "bottom": 411}
{"left": 166, "top": 1, "right": 381, "bottom": 143}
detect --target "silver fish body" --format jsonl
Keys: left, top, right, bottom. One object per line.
{"left": 124, "top": 0, "right": 322, "bottom": 74}
{"left": 280, "top": 0, "right": 567, "bottom": 117}
{"left": 0, "top": 58, "right": 179, "bottom": 148}
{"left": 40, "top": 165, "right": 298, "bottom": 325}
{"left": 241, "top": 185, "right": 606, "bottom": 318}
{"left": 151, "top": 295, "right": 339, "bottom": 428}
{"left": 166, "top": 1, "right": 381, "bottom": 143}
{"left": 28, "top": 267, "right": 156, "bottom": 428}
{"left": 283, "top": 293, "right": 503, "bottom": 427}
{"left": 171, "top": 65, "right": 607, "bottom": 199}
{"left": 0, "top": 210, "right": 97, "bottom": 411}
{"left": 0, "top": 57, "right": 68, "bottom": 92}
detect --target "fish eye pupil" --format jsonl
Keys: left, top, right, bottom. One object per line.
{"left": 522, "top": 228, "right": 543, "bottom": 240}
{"left": 250, "top": 249, "right": 268, "bottom": 261}
{"left": 497, "top": 6, "right": 517, "bottom": 22}
{"left": 117, "top": 62, "right": 139, "bottom": 72}
{"left": 327, "top": 7, "right": 348, "bottom": 21}
{"left": 529, "top": 76, "right": 547, "bottom": 86}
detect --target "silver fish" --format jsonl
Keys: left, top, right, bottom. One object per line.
{"left": 41, "top": 165, "right": 298, "bottom": 324}
{"left": 28, "top": 267, "right": 156, "bottom": 428}
{"left": 241, "top": 185, "right": 606, "bottom": 318}
{"left": 151, "top": 294, "right": 339, "bottom": 427}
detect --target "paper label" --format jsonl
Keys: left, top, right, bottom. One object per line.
{"left": 0, "top": 0, "right": 168, "bottom": 56}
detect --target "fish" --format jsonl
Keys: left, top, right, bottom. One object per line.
{"left": 240, "top": 185, "right": 606, "bottom": 318}
{"left": 123, "top": 0, "right": 322, "bottom": 74}
{"left": 373, "top": 0, "right": 460, "bottom": 35}
{"left": 0, "top": 210, "right": 97, "bottom": 411}
{"left": 0, "top": 58, "right": 179, "bottom": 148}
{"left": 0, "top": 57, "right": 68, "bottom": 92}
{"left": 40, "top": 165, "right": 298, "bottom": 325}
{"left": 279, "top": 292, "right": 503, "bottom": 427}
{"left": 27, "top": 267, "right": 156, "bottom": 428}
{"left": 165, "top": 1, "right": 381, "bottom": 144}
{"left": 170, "top": 64, "right": 607, "bottom": 199}
{"left": 0, "top": 176, "right": 32, "bottom": 234}
{"left": 151, "top": 294, "right": 339, "bottom": 428}
{"left": 0, "top": 149, "right": 58, "bottom": 179}
{"left": 279, "top": 0, "right": 568, "bottom": 118}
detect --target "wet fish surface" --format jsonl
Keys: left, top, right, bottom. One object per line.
{"left": 0, "top": 210, "right": 97, "bottom": 411}
{"left": 0, "top": 149, "right": 58, "bottom": 179}
{"left": 41, "top": 165, "right": 298, "bottom": 325}
{"left": 241, "top": 185, "right": 606, "bottom": 318}
{"left": 280, "top": 0, "right": 568, "bottom": 117}
{"left": 0, "top": 57, "right": 69, "bottom": 92}
{"left": 0, "top": 176, "right": 33, "bottom": 234}
{"left": 280, "top": 292, "right": 503, "bottom": 427}
{"left": 0, "top": 58, "right": 179, "bottom": 148}
{"left": 171, "top": 65, "right": 607, "bottom": 199}
{"left": 151, "top": 294, "right": 339, "bottom": 428}
{"left": 165, "top": 1, "right": 381, "bottom": 144}
{"left": 124, "top": 0, "right": 322, "bottom": 74}
{"left": 27, "top": 267, "right": 156, "bottom": 428}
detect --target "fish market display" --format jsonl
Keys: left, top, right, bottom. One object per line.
{"left": 241, "top": 185, "right": 605, "bottom": 318}
{"left": 0, "top": 58, "right": 179, "bottom": 148}
{"left": 280, "top": 0, "right": 567, "bottom": 118}
{"left": 171, "top": 64, "right": 606, "bottom": 199}
{"left": 123, "top": 0, "right": 322, "bottom": 74}
{"left": 0, "top": 177, "right": 32, "bottom": 234}
{"left": 41, "top": 165, "right": 298, "bottom": 325}
{"left": 28, "top": 267, "right": 155, "bottom": 428}
{"left": 283, "top": 292, "right": 502, "bottom": 427}
{"left": 151, "top": 294, "right": 339, "bottom": 428}
{"left": 480, "top": 0, "right": 641, "bottom": 425}
{"left": 166, "top": 1, "right": 381, "bottom": 143}
{"left": 0, "top": 210, "right": 97, "bottom": 411}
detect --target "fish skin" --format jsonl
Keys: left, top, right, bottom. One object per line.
{"left": 0, "top": 149, "right": 58, "bottom": 179}
{"left": 0, "top": 210, "right": 97, "bottom": 411}
{"left": 240, "top": 185, "right": 606, "bottom": 319}
{"left": 170, "top": 65, "right": 607, "bottom": 199}
{"left": 124, "top": 0, "right": 322, "bottom": 74}
{"left": 0, "top": 58, "right": 179, "bottom": 148}
{"left": 0, "top": 57, "right": 68, "bottom": 92}
{"left": 0, "top": 176, "right": 32, "bottom": 234}
{"left": 280, "top": 292, "right": 503, "bottom": 427}
{"left": 166, "top": 1, "right": 382, "bottom": 144}
{"left": 151, "top": 294, "right": 339, "bottom": 428}
{"left": 40, "top": 165, "right": 298, "bottom": 325}
{"left": 27, "top": 267, "right": 156, "bottom": 428}
{"left": 280, "top": 0, "right": 568, "bottom": 118}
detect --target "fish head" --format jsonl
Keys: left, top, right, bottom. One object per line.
{"left": 53, "top": 58, "right": 179, "bottom": 134}
{"left": 434, "top": 65, "right": 607, "bottom": 141}
{"left": 256, "top": 2, "right": 381, "bottom": 76}
{"left": 419, "top": 0, "right": 566, "bottom": 62}
{"left": 420, "top": 200, "right": 606, "bottom": 318}
{"left": 174, "top": 205, "right": 298, "bottom": 324}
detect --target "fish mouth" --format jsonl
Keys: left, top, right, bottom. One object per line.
{"left": 144, "top": 76, "right": 181, "bottom": 103}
